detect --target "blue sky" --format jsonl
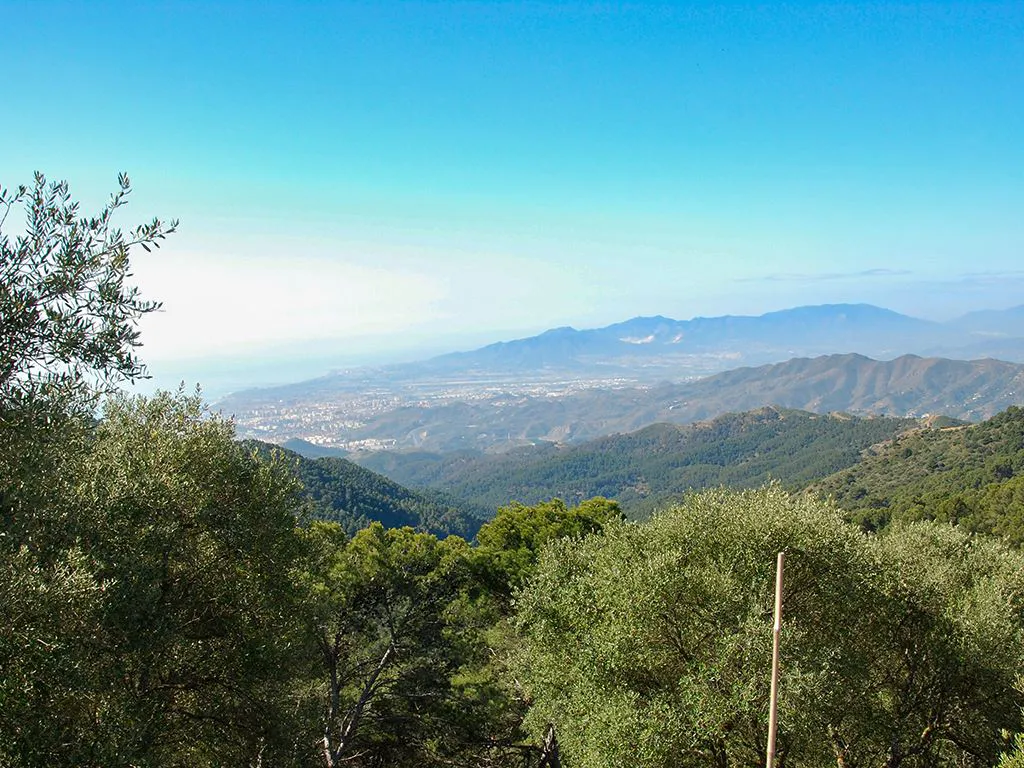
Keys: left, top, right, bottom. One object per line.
{"left": 3, "top": 1, "right": 1023, "bottom": 389}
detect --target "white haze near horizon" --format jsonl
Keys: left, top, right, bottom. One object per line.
{"left": 130, "top": 249, "right": 1024, "bottom": 400}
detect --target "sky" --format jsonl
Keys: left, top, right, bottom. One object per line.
{"left": 3, "top": 1, "right": 1024, "bottom": 393}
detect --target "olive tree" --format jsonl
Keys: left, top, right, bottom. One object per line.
{"left": 514, "top": 486, "right": 1024, "bottom": 768}
{"left": 2, "top": 392, "right": 314, "bottom": 767}
{"left": 0, "top": 171, "right": 175, "bottom": 410}
{"left": 0, "top": 175, "right": 318, "bottom": 766}
{"left": 0, "top": 173, "right": 182, "bottom": 766}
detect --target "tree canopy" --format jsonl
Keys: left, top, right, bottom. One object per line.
{"left": 1, "top": 392, "right": 312, "bottom": 766}
{"left": 514, "top": 486, "right": 1024, "bottom": 768}
{"left": 0, "top": 172, "right": 175, "bottom": 411}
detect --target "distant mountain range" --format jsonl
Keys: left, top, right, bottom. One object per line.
{"left": 295, "top": 353, "right": 1022, "bottom": 453}
{"left": 221, "top": 303, "right": 1024, "bottom": 452}
{"left": 222, "top": 303, "right": 1024, "bottom": 405}
{"left": 945, "top": 304, "right": 1024, "bottom": 337}
{"left": 399, "top": 302, "right": 1024, "bottom": 379}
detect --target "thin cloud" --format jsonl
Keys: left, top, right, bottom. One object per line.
{"left": 957, "top": 270, "right": 1024, "bottom": 282}
{"left": 736, "top": 268, "right": 912, "bottom": 283}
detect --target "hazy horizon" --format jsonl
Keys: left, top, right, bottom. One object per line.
{"left": 134, "top": 299, "right": 1024, "bottom": 399}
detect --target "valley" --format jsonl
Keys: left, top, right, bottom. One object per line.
{"left": 219, "top": 303, "right": 1024, "bottom": 454}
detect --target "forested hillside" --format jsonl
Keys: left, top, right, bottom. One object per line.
{"left": 815, "top": 405, "right": 1024, "bottom": 544}
{"left": 245, "top": 440, "right": 482, "bottom": 537}
{"left": 357, "top": 407, "right": 922, "bottom": 515}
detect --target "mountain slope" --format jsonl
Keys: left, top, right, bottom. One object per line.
{"left": 244, "top": 441, "right": 482, "bottom": 537}
{"left": 355, "top": 408, "right": 922, "bottom": 516}
{"left": 813, "top": 406, "right": 1024, "bottom": 544}
{"left": 220, "top": 303, "right": 1024, "bottom": 452}
{"left": 688, "top": 353, "right": 1024, "bottom": 419}
{"left": 339, "top": 354, "right": 1024, "bottom": 452}
{"left": 947, "top": 304, "right": 1024, "bottom": 337}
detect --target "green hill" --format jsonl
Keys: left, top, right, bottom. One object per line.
{"left": 243, "top": 441, "right": 482, "bottom": 538}
{"left": 355, "top": 407, "right": 922, "bottom": 517}
{"left": 814, "top": 406, "right": 1024, "bottom": 544}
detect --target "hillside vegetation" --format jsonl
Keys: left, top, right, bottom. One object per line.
{"left": 245, "top": 440, "right": 482, "bottom": 537}
{"left": 357, "top": 407, "right": 922, "bottom": 515}
{"left": 518, "top": 486, "right": 1024, "bottom": 768}
{"left": 816, "top": 405, "right": 1024, "bottom": 544}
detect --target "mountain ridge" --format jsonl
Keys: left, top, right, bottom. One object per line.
{"left": 219, "top": 303, "right": 1024, "bottom": 452}
{"left": 410, "top": 303, "right": 950, "bottom": 376}
{"left": 813, "top": 405, "right": 1024, "bottom": 544}
{"left": 322, "top": 353, "right": 1024, "bottom": 452}
{"left": 243, "top": 440, "right": 482, "bottom": 537}
{"left": 221, "top": 303, "right": 1024, "bottom": 407}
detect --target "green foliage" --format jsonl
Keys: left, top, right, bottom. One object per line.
{"left": 301, "top": 522, "right": 517, "bottom": 767}
{"left": 81, "top": 392, "right": 310, "bottom": 765}
{"left": 0, "top": 392, "right": 312, "bottom": 767}
{"left": 296, "top": 497, "right": 627, "bottom": 767}
{"left": 514, "top": 486, "right": 1024, "bottom": 768}
{"left": 246, "top": 440, "right": 482, "bottom": 538}
{"left": 471, "top": 497, "right": 628, "bottom": 763}
{"left": 1003, "top": 736, "right": 1024, "bottom": 768}
{"left": 0, "top": 172, "right": 175, "bottom": 411}
{"left": 0, "top": 546, "right": 105, "bottom": 766}
{"left": 476, "top": 496, "right": 622, "bottom": 599}
{"left": 357, "top": 408, "right": 920, "bottom": 517}
{"left": 818, "top": 406, "right": 1024, "bottom": 543}
{"left": 865, "top": 524, "right": 1024, "bottom": 766}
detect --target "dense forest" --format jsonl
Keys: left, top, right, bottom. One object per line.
{"left": 245, "top": 440, "right": 484, "bottom": 537}
{"left": 816, "top": 406, "right": 1024, "bottom": 544}
{"left": 2, "top": 175, "right": 1023, "bottom": 767}
{"left": 355, "top": 408, "right": 924, "bottom": 515}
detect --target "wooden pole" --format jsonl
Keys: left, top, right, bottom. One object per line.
{"left": 766, "top": 551, "right": 785, "bottom": 768}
